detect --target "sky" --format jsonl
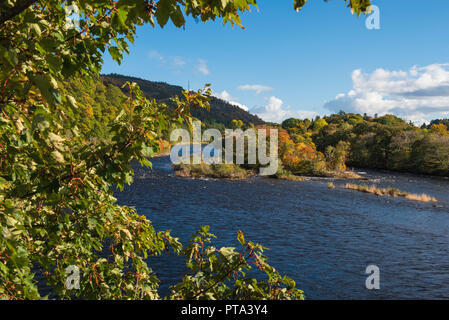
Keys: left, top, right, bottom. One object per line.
{"left": 101, "top": 0, "right": 449, "bottom": 124}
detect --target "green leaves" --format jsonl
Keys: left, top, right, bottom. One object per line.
{"left": 169, "top": 227, "right": 304, "bottom": 300}
{"left": 0, "top": 0, "right": 311, "bottom": 301}
{"left": 32, "top": 113, "right": 50, "bottom": 132}
{"left": 31, "top": 74, "right": 61, "bottom": 106}
{"left": 294, "top": 0, "right": 372, "bottom": 15}
{"left": 108, "top": 46, "right": 122, "bottom": 64}
{"left": 29, "top": 22, "right": 42, "bottom": 36}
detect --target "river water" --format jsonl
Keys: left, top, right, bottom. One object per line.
{"left": 115, "top": 156, "right": 449, "bottom": 299}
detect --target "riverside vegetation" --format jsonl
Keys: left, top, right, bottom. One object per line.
{"left": 3, "top": 0, "right": 368, "bottom": 300}
{"left": 4, "top": 0, "right": 441, "bottom": 300}
{"left": 174, "top": 112, "right": 449, "bottom": 180}
{"left": 173, "top": 113, "right": 447, "bottom": 208}
{"left": 342, "top": 184, "right": 438, "bottom": 203}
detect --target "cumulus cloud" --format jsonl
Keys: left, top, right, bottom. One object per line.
{"left": 253, "top": 96, "right": 318, "bottom": 123}
{"left": 324, "top": 63, "right": 449, "bottom": 123}
{"left": 237, "top": 84, "right": 273, "bottom": 95}
{"left": 212, "top": 90, "right": 249, "bottom": 111}
{"left": 213, "top": 90, "right": 238, "bottom": 101}
{"left": 197, "top": 59, "right": 210, "bottom": 75}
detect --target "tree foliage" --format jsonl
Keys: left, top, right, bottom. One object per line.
{"left": 1, "top": 0, "right": 360, "bottom": 300}
{"left": 283, "top": 112, "right": 449, "bottom": 176}
{"left": 102, "top": 74, "right": 265, "bottom": 127}
{"left": 293, "top": 0, "right": 372, "bottom": 15}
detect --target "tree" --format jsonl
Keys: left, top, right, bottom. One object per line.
{"left": 430, "top": 123, "right": 448, "bottom": 135}
{"left": 325, "top": 140, "right": 349, "bottom": 171}
{"left": 230, "top": 119, "right": 244, "bottom": 129}
{"left": 0, "top": 0, "right": 372, "bottom": 299}
{"left": 374, "top": 114, "right": 408, "bottom": 127}
{"left": 312, "top": 118, "right": 328, "bottom": 132}
{"left": 293, "top": 0, "right": 371, "bottom": 14}
{"left": 412, "top": 133, "right": 449, "bottom": 175}
{"left": 282, "top": 118, "right": 302, "bottom": 129}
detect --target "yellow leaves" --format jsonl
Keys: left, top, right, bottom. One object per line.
{"left": 84, "top": 106, "right": 94, "bottom": 116}
{"left": 0, "top": 177, "right": 10, "bottom": 191}
{"left": 237, "top": 230, "right": 245, "bottom": 245}
{"left": 430, "top": 123, "right": 448, "bottom": 135}
{"left": 279, "top": 130, "right": 319, "bottom": 171}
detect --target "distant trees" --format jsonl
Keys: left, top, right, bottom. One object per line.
{"left": 312, "top": 118, "right": 328, "bottom": 132}
{"left": 281, "top": 113, "right": 449, "bottom": 176}
{"left": 325, "top": 141, "right": 350, "bottom": 172}
{"left": 388, "top": 130, "right": 423, "bottom": 171}
{"left": 429, "top": 123, "right": 449, "bottom": 135}
{"left": 230, "top": 119, "right": 244, "bottom": 129}
{"left": 427, "top": 119, "right": 449, "bottom": 130}
{"left": 412, "top": 134, "right": 449, "bottom": 175}
{"left": 61, "top": 77, "right": 125, "bottom": 138}
{"left": 102, "top": 74, "right": 265, "bottom": 127}
{"left": 373, "top": 114, "right": 408, "bottom": 127}
{"left": 282, "top": 118, "right": 302, "bottom": 130}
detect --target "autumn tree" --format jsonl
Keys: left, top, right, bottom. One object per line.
{"left": 430, "top": 123, "right": 448, "bottom": 135}
{"left": 0, "top": 0, "right": 372, "bottom": 299}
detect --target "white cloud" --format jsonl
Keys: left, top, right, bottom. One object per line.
{"left": 197, "top": 59, "right": 210, "bottom": 75}
{"left": 148, "top": 51, "right": 185, "bottom": 70}
{"left": 213, "top": 90, "right": 238, "bottom": 101}
{"left": 212, "top": 90, "right": 249, "bottom": 111}
{"left": 253, "top": 96, "right": 318, "bottom": 123}
{"left": 171, "top": 56, "right": 186, "bottom": 67}
{"left": 324, "top": 63, "right": 449, "bottom": 123}
{"left": 148, "top": 50, "right": 164, "bottom": 62}
{"left": 237, "top": 84, "right": 273, "bottom": 95}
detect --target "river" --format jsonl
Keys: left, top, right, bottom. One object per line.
{"left": 115, "top": 156, "right": 449, "bottom": 299}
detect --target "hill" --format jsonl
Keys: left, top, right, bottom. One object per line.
{"left": 101, "top": 74, "right": 265, "bottom": 127}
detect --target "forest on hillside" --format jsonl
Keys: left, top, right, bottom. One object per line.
{"left": 101, "top": 74, "right": 265, "bottom": 128}
{"left": 63, "top": 76, "right": 449, "bottom": 178}
{"left": 60, "top": 76, "right": 449, "bottom": 178}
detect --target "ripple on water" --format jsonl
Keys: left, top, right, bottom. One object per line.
{"left": 115, "top": 157, "right": 449, "bottom": 299}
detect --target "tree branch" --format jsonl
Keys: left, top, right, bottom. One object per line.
{"left": 0, "top": 0, "right": 38, "bottom": 24}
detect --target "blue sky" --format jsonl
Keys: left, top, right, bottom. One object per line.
{"left": 101, "top": 0, "right": 449, "bottom": 124}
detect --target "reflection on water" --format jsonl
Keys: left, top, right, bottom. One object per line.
{"left": 116, "top": 156, "right": 449, "bottom": 299}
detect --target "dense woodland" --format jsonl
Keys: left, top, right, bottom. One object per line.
{"left": 102, "top": 74, "right": 265, "bottom": 128}
{"left": 279, "top": 113, "right": 449, "bottom": 177}
{"left": 63, "top": 76, "right": 449, "bottom": 178}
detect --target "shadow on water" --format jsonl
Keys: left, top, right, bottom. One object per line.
{"left": 115, "top": 156, "right": 449, "bottom": 299}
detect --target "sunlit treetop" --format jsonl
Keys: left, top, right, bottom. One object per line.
{"left": 1, "top": 0, "right": 373, "bottom": 27}
{"left": 0, "top": 0, "right": 372, "bottom": 300}
{"left": 294, "top": 0, "right": 372, "bottom": 15}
